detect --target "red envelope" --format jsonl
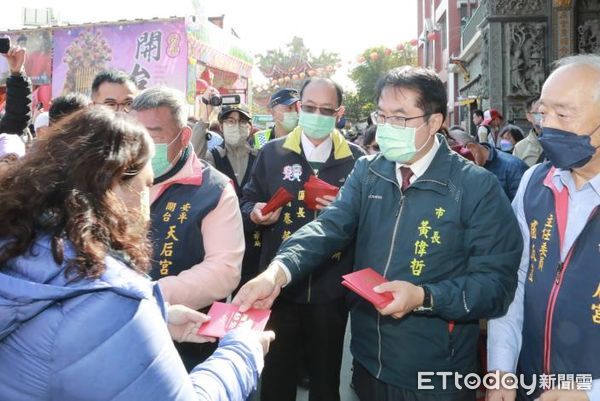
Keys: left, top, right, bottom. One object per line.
{"left": 261, "top": 187, "right": 294, "bottom": 215}
{"left": 341, "top": 268, "right": 394, "bottom": 309}
{"left": 197, "top": 302, "right": 271, "bottom": 338}
{"left": 303, "top": 176, "right": 339, "bottom": 210}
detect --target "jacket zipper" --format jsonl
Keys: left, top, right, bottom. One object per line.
{"left": 543, "top": 253, "right": 573, "bottom": 374}
{"left": 370, "top": 167, "right": 404, "bottom": 378}
{"left": 306, "top": 166, "right": 321, "bottom": 304}
{"left": 542, "top": 207, "right": 597, "bottom": 374}
{"left": 307, "top": 209, "right": 318, "bottom": 303}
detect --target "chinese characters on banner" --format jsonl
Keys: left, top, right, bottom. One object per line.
{"left": 52, "top": 19, "right": 187, "bottom": 97}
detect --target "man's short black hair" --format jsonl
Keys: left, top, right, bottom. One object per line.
{"left": 472, "top": 109, "right": 484, "bottom": 118}
{"left": 375, "top": 66, "right": 447, "bottom": 122}
{"left": 91, "top": 69, "right": 137, "bottom": 95}
{"left": 299, "top": 77, "right": 343, "bottom": 107}
{"left": 525, "top": 96, "right": 540, "bottom": 112}
{"left": 49, "top": 93, "right": 90, "bottom": 125}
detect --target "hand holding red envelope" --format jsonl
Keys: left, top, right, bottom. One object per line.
{"left": 197, "top": 302, "right": 271, "bottom": 338}
{"left": 261, "top": 187, "right": 294, "bottom": 215}
{"left": 303, "top": 175, "right": 340, "bottom": 210}
{"left": 341, "top": 268, "right": 394, "bottom": 309}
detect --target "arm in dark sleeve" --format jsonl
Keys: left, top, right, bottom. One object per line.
{"left": 0, "top": 74, "right": 32, "bottom": 136}
{"left": 240, "top": 148, "right": 270, "bottom": 232}
{"left": 274, "top": 159, "right": 365, "bottom": 281}
{"left": 425, "top": 173, "right": 523, "bottom": 322}
{"left": 507, "top": 160, "right": 528, "bottom": 201}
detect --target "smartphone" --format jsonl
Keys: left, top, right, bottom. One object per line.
{"left": 0, "top": 37, "right": 10, "bottom": 54}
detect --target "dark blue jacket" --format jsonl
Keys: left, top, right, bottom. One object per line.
{"left": 0, "top": 236, "right": 263, "bottom": 401}
{"left": 518, "top": 163, "right": 600, "bottom": 400}
{"left": 482, "top": 143, "right": 529, "bottom": 201}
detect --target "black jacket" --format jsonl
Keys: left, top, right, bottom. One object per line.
{"left": 241, "top": 127, "right": 365, "bottom": 304}
{"left": 0, "top": 73, "right": 32, "bottom": 136}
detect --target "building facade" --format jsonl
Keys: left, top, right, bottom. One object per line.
{"left": 417, "top": 0, "right": 464, "bottom": 125}
{"left": 455, "top": 0, "right": 600, "bottom": 131}
{"left": 418, "top": 0, "right": 600, "bottom": 131}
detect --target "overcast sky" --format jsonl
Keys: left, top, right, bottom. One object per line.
{"left": 0, "top": 0, "right": 418, "bottom": 88}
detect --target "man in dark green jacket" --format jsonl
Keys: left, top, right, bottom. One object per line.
{"left": 234, "top": 66, "right": 522, "bottom": 401}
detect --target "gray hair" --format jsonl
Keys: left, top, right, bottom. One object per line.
{"left": 553, "top": 54, "right": 600, "bottom": 100}
{"left": 131, "top": 87, "right": 188, "bottom": 128}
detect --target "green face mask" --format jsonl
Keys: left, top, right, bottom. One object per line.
{"left": 299, "top": 111, "right": 335, "bottom": 139}
{"left": 281, "top": 111, "right": 299, "bottom": 132}
{"left": 376, "top": 122, "right": 429, "bottom": 163}
{"left": 152, "top": 131, "right": 182, "bottom": 177}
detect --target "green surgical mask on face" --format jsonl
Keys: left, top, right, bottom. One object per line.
{"left": 299, "top": 111, "right": 335, "bottom": 139}
{"left": 152, "top": 131, "right": 182, "bottom": 177}
{"left": 376, "top": 122, "right": 430, "bottom": 163}
{"left": 281, "top": 111, "right": 299, "bottom": 132}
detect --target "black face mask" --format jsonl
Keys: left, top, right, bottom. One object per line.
{"left": 539, "top": 124, "right": 600, "bottom": 169}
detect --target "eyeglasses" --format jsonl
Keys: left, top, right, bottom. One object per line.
{"left": 371, "top": 111, "right": 429, "bottom": 129}
{"left": 300, "top": 104, "right": 339, "bottom": 116}
{"left": 223, "top": 118, "right": 250, "bottom": 128}
{"left": 103, "top": 99, "right": 133, "bottom": 112}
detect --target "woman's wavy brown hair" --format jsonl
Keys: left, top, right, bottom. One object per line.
{"left": 0, "top": 107, "right": 153, "bottom": 278}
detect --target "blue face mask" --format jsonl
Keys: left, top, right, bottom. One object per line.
{"left": 500, "top": 139, "right": 514, "bottom": 152}
{"left": 539, "top": 125, "right": 600, "bottom": 170}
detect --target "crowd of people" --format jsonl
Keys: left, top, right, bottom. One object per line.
{"left": 0, "top": 41, "right": 599, "bottom": 401}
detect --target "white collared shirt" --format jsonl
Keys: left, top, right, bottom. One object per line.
{"left": 395, "top": 136, "right": 440, "bottom": 186}
{"left": 301, "top": 132, "right": 333, "bottom": 164}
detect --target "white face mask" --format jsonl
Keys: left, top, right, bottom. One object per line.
{"left": 223, "top": 125, "right": 248, "bottom": 147}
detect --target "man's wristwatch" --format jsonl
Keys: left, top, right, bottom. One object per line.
{"left": 414, "top": 285, "right": 434, "bottom": 312}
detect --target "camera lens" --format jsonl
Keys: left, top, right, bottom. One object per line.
{"left": 209, "top": 95, "right": 222, "bottom": 107}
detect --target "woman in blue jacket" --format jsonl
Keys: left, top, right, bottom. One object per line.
{"left": 0, "top": 107, "right": 273, "bottom": 401}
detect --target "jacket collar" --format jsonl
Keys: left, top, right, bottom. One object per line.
{"left": 282, "top": 126, "right": 353, "bottom": 160}
{"left": 481, "top": 142, "right": 498, "bottom": 163}
{"left": 150, "top": 145, "right": 205, "bottom": 204}
{"left": 369, "top": 133, "right": 453, "bottom": 195}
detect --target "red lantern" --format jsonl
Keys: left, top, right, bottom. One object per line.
{"left": 384, "top": 48, "right": 392, "bottom": 56}
{"left": 409, "top": 38, "right": 419, "bottom": 46}
{"left": 396, "top": 43, "right": 405, "bottom": 51}
{"left": 427, "top": 32, "right": 438, "bottom": 41}
{"left": 370, "top": 52, "right": 379, "bottom": 61}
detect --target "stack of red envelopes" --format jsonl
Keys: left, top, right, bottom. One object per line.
{"left": 261, "top": 187, "right": 294, "bottom": 215}
{"left": 197, "top": 302, "right": 271, "bottom": 338}
{"left": 303, "top": 175, "right": 339, "bottom": 210}
{"left": 341, "top": 268, "right": 394, "bottom": 309}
